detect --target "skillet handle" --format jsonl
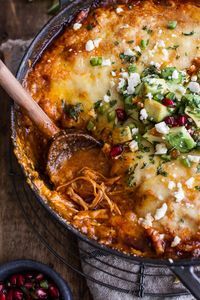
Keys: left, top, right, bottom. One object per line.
{"left": 171, "top": 265, "right": 200, "bottom": 300}
{"left": 59, "top": 0, "right": 72, "bottom": 9}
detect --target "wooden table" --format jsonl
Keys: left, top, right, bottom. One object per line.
{"left": 0, "top": 1, "right": 93, "bottom": 299}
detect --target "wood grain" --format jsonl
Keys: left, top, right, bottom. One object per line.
{"left": 0, "top": 1, "right": 93, "bottom": 299}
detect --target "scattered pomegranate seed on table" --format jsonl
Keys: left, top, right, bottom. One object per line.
{"left": 0, "top": 272, "right": 61, "bottom": 299}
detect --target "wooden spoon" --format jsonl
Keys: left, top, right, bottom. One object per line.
{"left": 0, "top": 59, "right": 101, "bottom": 184}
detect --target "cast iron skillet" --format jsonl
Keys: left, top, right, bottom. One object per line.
{"left": 11, "top": 0, "right": 200, "bottom": 298}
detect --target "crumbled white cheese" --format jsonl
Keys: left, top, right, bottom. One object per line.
{"left": 191, "top": 75, "right": 197, "bottom": 82}
{"left": 188, "top": 82, "right": 200, "bottom": 94}
{"left": 168, "top": 258, "right": 174, "bottom": 263}
{"left": 157, "top": 40, "right": 165, "bottom": 48}
{"left": 120, "top": 72, "right": 129, "bottom": 78}
{"left": 172, "top": 70, "right": 179, "bottom": 80}
{"left": 150, "top": 61, "right": 161, "bottom": 69}
{"left": 139, "top": 213, "right": 154, "bottom": 228}
{"left": 116, "top": 7, "right": 124, "bottom": 13}
{"left": 168, "top": 181, "right": 176, "bottom": 190}
{"left": 126, "top": 72, "right": 141, "bottom": 94}
{"left": 171, "top": 236, "right": 181, "bottom": 247}
{"left": 102, "top": 59, "right": 112, "bottom": 66}
{"left": 111, "top": 71, "right": 116, "bottom": 77}
{"left": 185, "top": 177, "right": 194, "bottom": 189}
{"left": 155, "top": 122, "right": 170, "bottom": 134}
{"left": 146, "top": 92, "right": 153, "bottom": 100}
{"left": 103, "top": 94, "right": 110, "bottom": 103}
{"left": 154, "top": 203, "right": 168, "bottom": 220}
{"left": 124, "top": 48, "right": 135, "bottom": 56}
{"left": 140, "top": 108, "right": 148, "bottom": 121}
{"left": 85, "top": 40, "right": 95, "bottom": 51}
{"left": 158, "top": 29, "right": 163, "bottom": 35}
{"left": 174, "top": 184, "right": 185, "bottom": 202}
{"left": 162, "top": 49, "right": 169, "bottom": 61}
{"left": 134, "top": 45, "right": 141, "bottom": 53}
{"left": 132, "top": 128, "right": 139, "bottom": 135}
{"left": 188, "top": 155, "right": 200, "bottom": 163}
{"left": 129, "top": 140, "right": 138, "bottom": 152}
{"left": 120, "top": 24, "right": 129, "bottom": 29}
{"left": 93, "top": 38, "right": 102, "bottom": 48}
{"left": 73, "top": 23, "right": 82, "bottom": 31}
{"left": 118, "top": 78, "right": 126, "bottom": 90}
{"left": 155, "top": 143, "right": 168, "bottom": 155}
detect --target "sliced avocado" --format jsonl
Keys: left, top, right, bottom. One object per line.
{"left": 143, "top": 128, "right": 164, "bottom": 144}
{"left": 167, "top": 82, "right": 186, "bottom": 101}
{"left": 166, "top": 126, "right": 196, "bottom": 153}
{"left": 185, "top": 106, "right": 200, "bottom": 127}
{"left": 140, "top": 77, "right": 168, "bottom": 96}
{"left": 112, "top": 126, "right": 132, "bottom": 144}
{"left": 144, "top": 99, "right": 171, "bottom": 122}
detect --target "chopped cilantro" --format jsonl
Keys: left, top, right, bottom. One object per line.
{"left": 197, "top": 164, "right": 200, "bottom": 173}
{"left": 157, "top": 165, "right": 168, "bottom": 177}
{"left": 182, "top": 30, "right": 194, "bottom": 36}
{"left": 86, "top": 24, "right": 95, "bottom": 30}
{"left": 167, "top": 45, "right": 179, "bottom": 50}
{"left": 195, "top": 186, "right": 200, "bottom": 191}
{"left": 140, "top": 39, "right": 149, "bottom": 49}
{"left": 63, "top": 102, "right": 83, "bottom": 121}
{"left": 109, "top": 100, "right": 117, "bottom": 107}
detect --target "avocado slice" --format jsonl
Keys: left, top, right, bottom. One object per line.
{"left": 166, "top": 126, "right": 196, "bottom": 153}
{"left": 140, "top": 78, "right": 168, "bottom": 96}
{"left": 144, "top": 99, "right": 171, "bottom": 122}
{"left": 112, "top": 126, "right": 132, "bottom": 144}
{"left": 185, "top": 106, "right": 200, "bottom": 127}
{"left": 143, "top": 128, "right": 164, "bottom": 144}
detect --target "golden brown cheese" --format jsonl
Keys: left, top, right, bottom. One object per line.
{"left": 14, "top": 0, "right": 200, "bottom": 258}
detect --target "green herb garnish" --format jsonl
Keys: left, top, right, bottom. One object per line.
{"left": 167, "top": 20, "right": 177, "bottom": 29}
{"left": 90, "top": 57, "right": 102, "bottom": 66}
{"left": 182, "top": 30, "right": 194, "bottom": 36}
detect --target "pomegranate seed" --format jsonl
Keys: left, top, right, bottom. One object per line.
{"left": 13, "top": 290, "right": 23, "bottom": 300}
{"left": 115, "top": 108, "right": 127, "bottom": 122}
{"left": 35, "top": 288, "right": 48, "bottom": 299}
{"left": 49, "top": 285, "right": 60, "bottom": 298}
{"left": 177, "top": 115, "right": 188, "bottom": 126}
{"left": 0, "top": 284, "right": 4, "bottom": 293}
{"left": 35, "top": 274, "right": 44, "bottom": 282}
{"left": 10, "top": 275, "right": 17, "bottom": 285}
{"left": 24, "top": 282, "right": 33, "bottom": 289}
{"left": 110, "top": 145, "right": 123, "bottom": 158}
{"left": 164, "top": 116, "right": 178, "bottom": 127}
{"left": 7, "top": 290, "right": 13, "bottom": 300}
{"left": 162, "top": 98, "right": 175, "bottom": 107}
{"left": 0, "top": 293, "right": 6, "bottom": 300}
{"left": 17, "top": 275, "right": 25, "bottom": 287}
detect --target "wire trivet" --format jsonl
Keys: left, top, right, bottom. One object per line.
{"left": 9, "top": 143, "right": 194, "bottom": 298}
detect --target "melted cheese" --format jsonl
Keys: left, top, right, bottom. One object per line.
{"left": 15, "top": 0, "right": 200, "bottom": 258}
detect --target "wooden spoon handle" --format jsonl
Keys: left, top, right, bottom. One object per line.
{"left": 0, "top": 59, "right": 59, "bottom": 138}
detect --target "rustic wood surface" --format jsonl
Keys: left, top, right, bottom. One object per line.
{"left": 0, "top": 1, "right": 93, "bottom": 299}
